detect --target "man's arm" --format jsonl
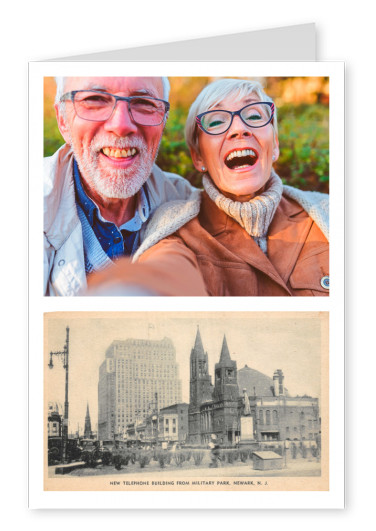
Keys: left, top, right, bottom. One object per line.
{"left": 86, "top": 237, "right": 208, "bottom": 296}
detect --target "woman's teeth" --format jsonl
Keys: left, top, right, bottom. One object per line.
{"left": 226, "top": 149, "right": 257, "bottom": 161}
{"left": 225, "top": 149, "right": 258, "bottom": 169}
{"left": 102, "top": 147, "right": 137, "bottom": 158}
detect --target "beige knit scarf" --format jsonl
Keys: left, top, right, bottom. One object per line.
{"left": 202, "top": 170, "right": 283, "bottom": 253}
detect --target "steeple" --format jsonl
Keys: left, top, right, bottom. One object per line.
{"left": 192, "top": 326, "right": 205, "bottom": 359}
{"left": 218, "top": 334, "right": 231, "bottom": 365}
{"left": 84, "top": 402, "right": 92, "bottom": 439}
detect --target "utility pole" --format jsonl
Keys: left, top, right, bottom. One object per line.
{"left": 48, "top": 326, "right": 70, "bottom": 462}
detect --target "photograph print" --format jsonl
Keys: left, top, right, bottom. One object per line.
{"left": 43, "top": 75, "right": 329, "bottom": 297}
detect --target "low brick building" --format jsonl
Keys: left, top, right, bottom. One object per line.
{"left": 159, "top": 403, "right": 189, "bottom": 443}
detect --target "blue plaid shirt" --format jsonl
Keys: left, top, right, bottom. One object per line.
{"left": 73, "top": 160, "right": 150, "bottom": 259}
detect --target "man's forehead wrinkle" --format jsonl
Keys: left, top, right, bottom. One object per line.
{"left": 131, "top": 88, "right": 158, "bottom": 97}
{"left": 65, "top": 79, "right": 107, "bottom": 92}
{"left": 84, "top": 83, "right": 107, "bottom": 91}
{"left": 73, "top": 86, "right": 159, "bottom": 98}
{"left": 65, "top": 77, "right": 163, "bottom": 96}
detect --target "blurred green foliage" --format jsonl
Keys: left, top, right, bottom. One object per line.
{"left": 44, "top": 82, "right": 65, "bottom": 156}
{"left": 44, "top": 118, "right": 65, "bottom": 157}
{"left": 44, "top": 97, "right": 329, "bottom": 194}
{"left": 156, "top": 108, "right": 201, "bottom": 188}
{"left": 275, "top": 104, "right": 329, "bottom": 193}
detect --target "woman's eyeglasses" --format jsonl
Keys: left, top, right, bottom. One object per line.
{"left": 196, "top": 102, "right": 275, "bottom": 135}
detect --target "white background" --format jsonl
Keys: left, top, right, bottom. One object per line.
{"left": 2, "top": 0, "right": 371, "bottom": 525}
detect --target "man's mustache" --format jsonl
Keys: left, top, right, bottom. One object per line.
{"left": 89, "top": 135, "right": 147, "bottom": 153}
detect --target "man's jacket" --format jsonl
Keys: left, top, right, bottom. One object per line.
{"left": 44, "top": 144, "right": 198, "bottom": 296}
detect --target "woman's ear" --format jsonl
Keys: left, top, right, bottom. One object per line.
{"left": 55, "top": 103, "right": 72, "bottom": 145}
{"left": 190, "top": 147, "right": 206, "bottom": 172}
{"left": 272, "top": 136, "right": 280, "bottom": 162}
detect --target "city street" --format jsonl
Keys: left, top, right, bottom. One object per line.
{"left": 49, "top": 456, "right": 320, "bottom": 479}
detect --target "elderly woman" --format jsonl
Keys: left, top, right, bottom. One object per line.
{"left": 88, "top": 79, "right": 329, "bottom": 296}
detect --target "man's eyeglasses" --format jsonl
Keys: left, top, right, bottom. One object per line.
{"left": 196, "top": 102, "right": 275, "bottom": 135}
{"left": 60, "top": 90, "right": 170, "bottom": 126}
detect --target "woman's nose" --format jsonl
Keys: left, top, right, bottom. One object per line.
{"left": 104, "top": 100, "right": 138, "bottom": 136}
{"left": 226, "top": 115, "right": 252, "bottom": 139}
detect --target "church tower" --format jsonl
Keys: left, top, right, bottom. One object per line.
{"left": 213, "top": 335, "right": 239, "bottom": 402}
{"left": 212, "top": 335, "right": 240, "bottom": 444}
{"left": 189, "top": 326, "right": 212, "bottom": 407}
{"left": 84, "top": 402, "right": 92, "bottom": 439}
{"left": 188, "top": 327, "right": 212, "bottom": 444}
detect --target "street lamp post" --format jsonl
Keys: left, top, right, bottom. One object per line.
{"left": 48, "top": 326, "right": 70, "bottom": 462}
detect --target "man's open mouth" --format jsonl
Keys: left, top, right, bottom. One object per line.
{"left": 224, "top": 148, "right": 258, "bottom": 169}
{"left": 101, "top": 147, "right": 138, "bottom": 158}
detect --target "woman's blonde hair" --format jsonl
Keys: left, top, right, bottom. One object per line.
{"left": 185, "top": 78, "right": 278, "bottom": 154}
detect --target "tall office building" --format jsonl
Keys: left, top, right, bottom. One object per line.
{"left": 98, "top": 337, "right": 182, "bottom": 440}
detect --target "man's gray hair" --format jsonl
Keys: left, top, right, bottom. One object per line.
{"left": 185, "top": 78, "right": 278, "bottom": 155}
{"left": 54, "top": 76, "right": 170, "bottom": 104}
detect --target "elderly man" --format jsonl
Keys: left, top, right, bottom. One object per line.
{"left": 44, "top": 76, "right": 197, "bottom": 296}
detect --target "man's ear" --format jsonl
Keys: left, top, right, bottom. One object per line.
{"left": 190, "top": 147, "right": 205, "bottom": 172}
{"left": 55, "top": 103, "right": 71, "bottom": 145}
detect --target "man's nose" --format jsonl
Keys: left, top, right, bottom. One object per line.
{"left": 226, "top": 115, "right": 252, "bottom": 139}
{"left": 103, "top": 100, "right": 138, "bottom": 136}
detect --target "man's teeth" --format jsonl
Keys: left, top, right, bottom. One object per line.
{"left": 226, "top": 149, "right": 256, "bottom": 161}
{"left": 102, "top": 147, "right": 137, "bottom": 158}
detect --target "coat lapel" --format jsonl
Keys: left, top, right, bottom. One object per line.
{"left": 267, "top": 196, "right": 313, "bottom": 284}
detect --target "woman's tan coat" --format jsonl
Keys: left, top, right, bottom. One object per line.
{"left": 88, "top": 190, "right": 329, "bottom": 296}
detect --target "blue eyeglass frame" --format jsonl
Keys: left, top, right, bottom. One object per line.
{"left": 195, "top": 101, "right": 275, "bottom": 135}
{"left": 60, "top": 90, "right": 170, "bottom": 124}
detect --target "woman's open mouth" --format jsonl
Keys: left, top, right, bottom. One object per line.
{"left": 224, "top": 148, "right": 258, "bottom": 170}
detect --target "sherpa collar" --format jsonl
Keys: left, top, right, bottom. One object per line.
{"left": 133, "top": 179, "right": 329, "bottom": 261}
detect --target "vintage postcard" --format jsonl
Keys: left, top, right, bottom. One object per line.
{"left": 43, "top": 311, "right": 328, "bottom": 494}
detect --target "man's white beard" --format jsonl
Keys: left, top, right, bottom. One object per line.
{"left": 69, "top": 133, "right": 158, "bottom": 199}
